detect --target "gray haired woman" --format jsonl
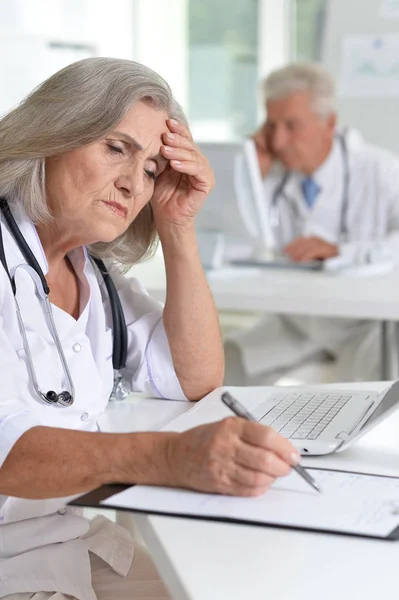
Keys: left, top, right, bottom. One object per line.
{"left": 0, "top": 58, "right": 298, "bottom": 600}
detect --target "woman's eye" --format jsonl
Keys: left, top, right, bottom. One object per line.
{"left": 107, "top": 144, "right": 124, "bottom": 155}
{"left": 145, "top": 169, "right": 157, "bottom": 182}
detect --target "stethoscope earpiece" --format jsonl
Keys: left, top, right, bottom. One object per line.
{"left": 57, "top": 391, "right": 73, "bottom": 406}
{"left": 44, "top": 390, "right": 73, "bottom": 406}
{"left": 45, "top": 390, "right": 58, "bottom": 403}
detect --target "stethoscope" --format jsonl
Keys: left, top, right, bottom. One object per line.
{"left": 0, "top": 198, "right": 131, "bottom": 407}
{"left": 269, "top": 132, "right": 350, "bottom": 242}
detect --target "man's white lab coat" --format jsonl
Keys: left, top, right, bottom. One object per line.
{"left": 225, "top": 130, "right": 399, "bottom": 384}
{"left": 0, "top": 204, "right": 186, "bottom": 599}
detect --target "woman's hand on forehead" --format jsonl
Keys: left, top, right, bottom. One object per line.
{"left": 150, "top": 118, "right": 214, "bottom": 233}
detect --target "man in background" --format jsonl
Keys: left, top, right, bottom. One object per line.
{"left": 225, "top": 62, "right": 399, "bottom": 385}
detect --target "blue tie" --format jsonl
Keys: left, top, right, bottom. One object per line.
{"left": 301, "top": 176, "right": 320, "bottom": 209}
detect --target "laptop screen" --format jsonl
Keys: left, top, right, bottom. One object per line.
{"left": 360, "top": 382, "right": 399, "bottom": 431}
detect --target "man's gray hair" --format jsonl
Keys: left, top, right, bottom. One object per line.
{"left": 0, "top": 57, "right": 187, "bottom": 266}
{"left": 262, "top": 62, "right": 337, "bottom": 118}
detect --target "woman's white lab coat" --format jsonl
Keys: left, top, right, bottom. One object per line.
{"left": 226, "top": 130, "right": 399, "bottom": 383}
{"left": 0, "top": 205, "right": 186, "bottom": 599}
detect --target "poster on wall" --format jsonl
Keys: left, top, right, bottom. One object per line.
{"left": 380, "top": 0, "right": 399, "bottom": 18}
{"left": 339, "top": 34, "right": 399, "bottom": 97}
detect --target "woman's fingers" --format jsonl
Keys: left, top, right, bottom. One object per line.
{"left": 161, "top": 145, "right": 197, "bottom": 163}
{"left": 167, "top": 118, "right": 193, "bottom": 141}
{"left": 234, "top": 442, "right": 293, "bottom": 479}
{"left": 230, "top": 463, "right": 276, "bottom": 490}
{"left": 167, "top": 417, "right": 299, "bottom": 498}
{"left": 225, "top": 483, "right": 271, "bottom": 497}
{"left": 240, "top": 420, "right": 300, "bottom": 466}
{"left": 168, "top": 160, "right": 210, "bottom": 179}
{"left": 156, "top": 119, "right": 215, "bottom": 196}
{"left": 164, "top": 157, "right": 213, "bottom": 193}
{"left": 214, "top": 473, "right": 272, "bottom": 497}
{"left": 163, "top": 131, "right": 195, "bottom": 151}
{"left": 159, "top": 131, "right": 213, "bottom": 191}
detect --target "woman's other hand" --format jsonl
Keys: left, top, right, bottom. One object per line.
{"left": 151, "top": 119, "right": 214, "bottom": 233}
{"left": 164, "top": 418, "right": 300, "bottom": 496}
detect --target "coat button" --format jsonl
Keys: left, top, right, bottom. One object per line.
{"left": 73, "top": 343, "right": 82, "bottom": 353}
{"left": 57, "top": 508, "right": 67, "bottom": 515}
{"left": 81, "top": 412, "right": 89, "bottom": 421}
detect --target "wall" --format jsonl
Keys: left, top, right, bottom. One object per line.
{"left": 133, "top": 0, "right": 189, "bottom": 111}
{"left": 0, "top": 0, "right": 292, "bottom": 136}
{"left": 258, "top": 0, "right": 292, "bottom": 80}
{"left": 0, "top": 0, "right": 135, "bottom": 115}
{"left": 322, "top": 0, "right": 399, "bottom": 153}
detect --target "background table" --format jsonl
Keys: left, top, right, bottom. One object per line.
{"left": 130, "top": 253, "right": 399, "bottom": 319}
{"left": 102, "top": 383, "right": 399, "bottom": 600}
{"left": 130, "top": 254, "right": 399, "bottom": 379}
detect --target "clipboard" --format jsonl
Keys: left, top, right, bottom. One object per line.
{"left": 71, "top": 467, "right": 399, "bottom": 542}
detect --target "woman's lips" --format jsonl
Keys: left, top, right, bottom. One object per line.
{"left": 102, "top": 200, "right": 128, "bottom": 218}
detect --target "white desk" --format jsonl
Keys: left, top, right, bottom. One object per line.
{"left": 103, "top": 384, "right": 399, "bottom": 600}
{"left": 130, "top": 253, "right": 399, "bottom": 320}
{"left": 98, "top": 395, "right": 192, "bottom": 433}
{"left": 130, "top": 254, "right": 399, "bottom": 378}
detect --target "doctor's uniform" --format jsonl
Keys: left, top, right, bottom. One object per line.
{"left": 0, "top": 205, "right": 185, "bottom": 599}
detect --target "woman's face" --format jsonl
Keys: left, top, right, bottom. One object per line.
{"left": 45, "top": 101, "right": 169, "bottom": 244}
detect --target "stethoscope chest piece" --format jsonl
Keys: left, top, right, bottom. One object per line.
{"left": 111, "top": 372, "right": 132, "bottom": 401}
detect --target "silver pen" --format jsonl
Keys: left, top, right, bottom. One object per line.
{"left": 221, "top": 391, "right": 322, "bottom": 494}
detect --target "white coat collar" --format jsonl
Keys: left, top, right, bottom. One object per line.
{"left": 3, "top": 200, "right": 89, "bottom": 278}
{"left": 311, "top": 136, "right": 341, "bottom": 189}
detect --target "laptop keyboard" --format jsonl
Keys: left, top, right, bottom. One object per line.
{"left": 255, "top": 392, "right": 352, "bottom": 440}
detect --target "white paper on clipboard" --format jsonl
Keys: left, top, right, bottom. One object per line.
{"left": 101, "top": 468, "right": 399, "bottom": 539}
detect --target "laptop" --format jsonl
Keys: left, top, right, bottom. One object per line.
{"left": 163, "top": 382, "right": 399, "bottom": 456}
{"left": 249, "top": 382, "right": 399, "bottom": 455}
{"left": 229, "top": 256, "right": 324, "bottom": 272}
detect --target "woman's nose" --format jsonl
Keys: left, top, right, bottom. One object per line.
{"left": 115, "top": 167, "right": 144, "bottom": 197}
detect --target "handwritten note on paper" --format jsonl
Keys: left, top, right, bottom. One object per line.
{"left": 101, "top": 469, "right": 399, "bottom": 538}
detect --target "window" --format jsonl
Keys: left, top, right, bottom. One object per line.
{"left": 292, "top": 0, "right": 328, "bottom": 61}
{"left": 188, "top": 0, "right": 259, "bottom": 141}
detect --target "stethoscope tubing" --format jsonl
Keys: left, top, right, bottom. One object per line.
{"left": 0, "top": 198, "right": 128, "bottom": 407}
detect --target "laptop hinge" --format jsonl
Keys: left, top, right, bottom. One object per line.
{"left": 335, "top": 399, "right": 375, "bottom": 440}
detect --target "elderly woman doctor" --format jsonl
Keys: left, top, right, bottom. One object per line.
{"left": 0, "top": 58, "right": 298, "bottom": 600}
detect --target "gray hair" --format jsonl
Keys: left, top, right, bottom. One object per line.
{"left": 0, "top": 57, "right": 187, "bottom": 266}
{"left": 262, "top": 62, "right": 336, "bottom": 118}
